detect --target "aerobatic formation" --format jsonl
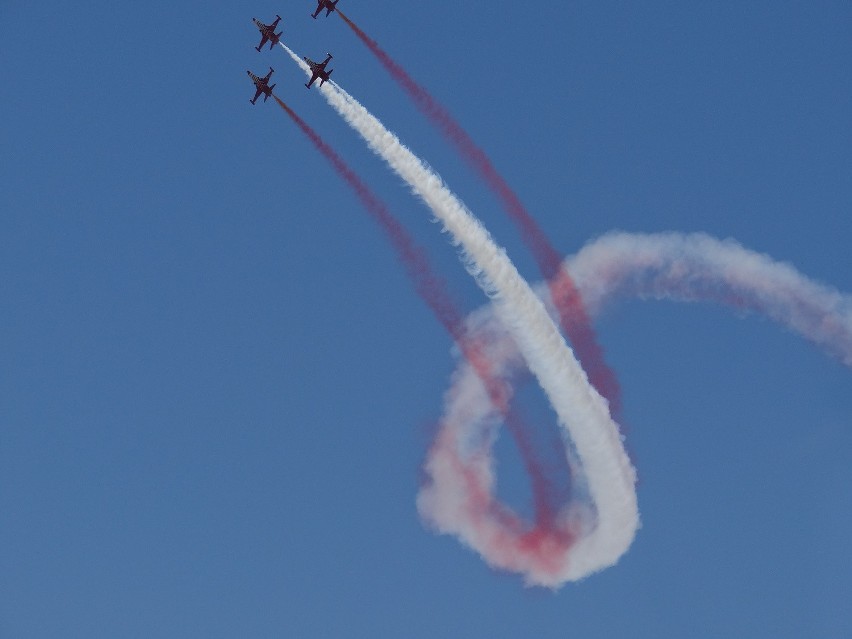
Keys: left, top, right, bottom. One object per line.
{"left": 245, "top": 8, "right": 851, "bottom": 587}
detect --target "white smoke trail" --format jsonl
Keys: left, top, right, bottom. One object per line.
{"left": 563, "top": 232, "right": 852, "bottom": 366}
{"left": 281, "top": 43, "right": 638, "bottom": 586}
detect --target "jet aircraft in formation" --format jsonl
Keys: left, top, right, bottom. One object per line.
{"left": 247, "top": 67, "right": 276, "bottom": 104}
{"left": 303, "top": 53, "right": 334, "bottom": 89}
{"left": 253, "top": 15, "right": 283, "bottom": 51}
{"left": 248, "top": 5, "right": 341, "bottom": 97}
{"left": 311, "top": 0, "right": 339, "bottom": 19}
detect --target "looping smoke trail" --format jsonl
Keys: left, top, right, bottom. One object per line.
{"left": 426, "top": 231, "right": 852, "bottom": 577}
{"left": 336, "top": 10, "right": 622, "bottom": 416}
{"left": 272, "top": 94, "right": 561, "bottom": 530}
{"left": 273, "top": 43, "right": 849, "bottom": 587}
{"left": 280, "top": 44, "right": 638, "bottom": 586}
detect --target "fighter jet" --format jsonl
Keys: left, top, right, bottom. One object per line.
{"left": 247, "top": 67, "right": 276, "bottom": 104}
{"left": 303, "top": 53, "right": 334, "bottom": 89}
{"left": 311, "top": 0, "right": 339, "bottom": 19}
{"left": 252, "top": 14, "right": 283, "bottom": 51}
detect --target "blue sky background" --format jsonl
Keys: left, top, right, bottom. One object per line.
{"left": 2, "top": 1, "right": 850, "bottom": 636}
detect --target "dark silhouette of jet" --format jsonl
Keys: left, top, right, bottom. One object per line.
{"left": 303, "top": 53, "right": 334, "bottom": 89}
{"left": 252, "top": 15, "right": 283, "bottom": 52}
{"left": 311, "top": 0, "right": 339, "bottom": 19}
{"left": 247, "top": 67, "right": 276, "bottom": 104}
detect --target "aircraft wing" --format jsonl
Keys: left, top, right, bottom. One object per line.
{"left": 257, "top": 34, "right": 269, "bottom": 50}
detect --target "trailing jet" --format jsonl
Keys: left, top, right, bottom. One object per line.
{"left": 303, "top": 53, "right": 333, "bottom": 89}
{"left": 311, "top": 0, "right": 339, "bottom": 19}
{"left": 247, "top": 67, "right": 276, "bottom": 104}
{"left": 252, "top": 15, "right": 283, "bottom": 51}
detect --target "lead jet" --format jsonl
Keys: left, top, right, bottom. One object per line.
{"left": 247, "top": 67, "right": 276, "bottom": 104}
{"left": 252, "top": 14, "right": 283, "bottom": 51}
{"left": 303, "top": 53, "right": 333, "bottom": 89}
{"left": 311, "top": 0, "right": 339, "bottom": 19}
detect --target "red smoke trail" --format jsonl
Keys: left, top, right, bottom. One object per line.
{"left": 336, "top": 11, "right": 622, "bottom": 416}
{"left": 426, "top": 427, "right": 575, "bottom": 580}
{"left": 274, "top": 95, "right": 568, "bottom": 532}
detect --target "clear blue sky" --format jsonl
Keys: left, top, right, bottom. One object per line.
{"left": 2, "top": 1, "right": 850, "bottom": 636}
